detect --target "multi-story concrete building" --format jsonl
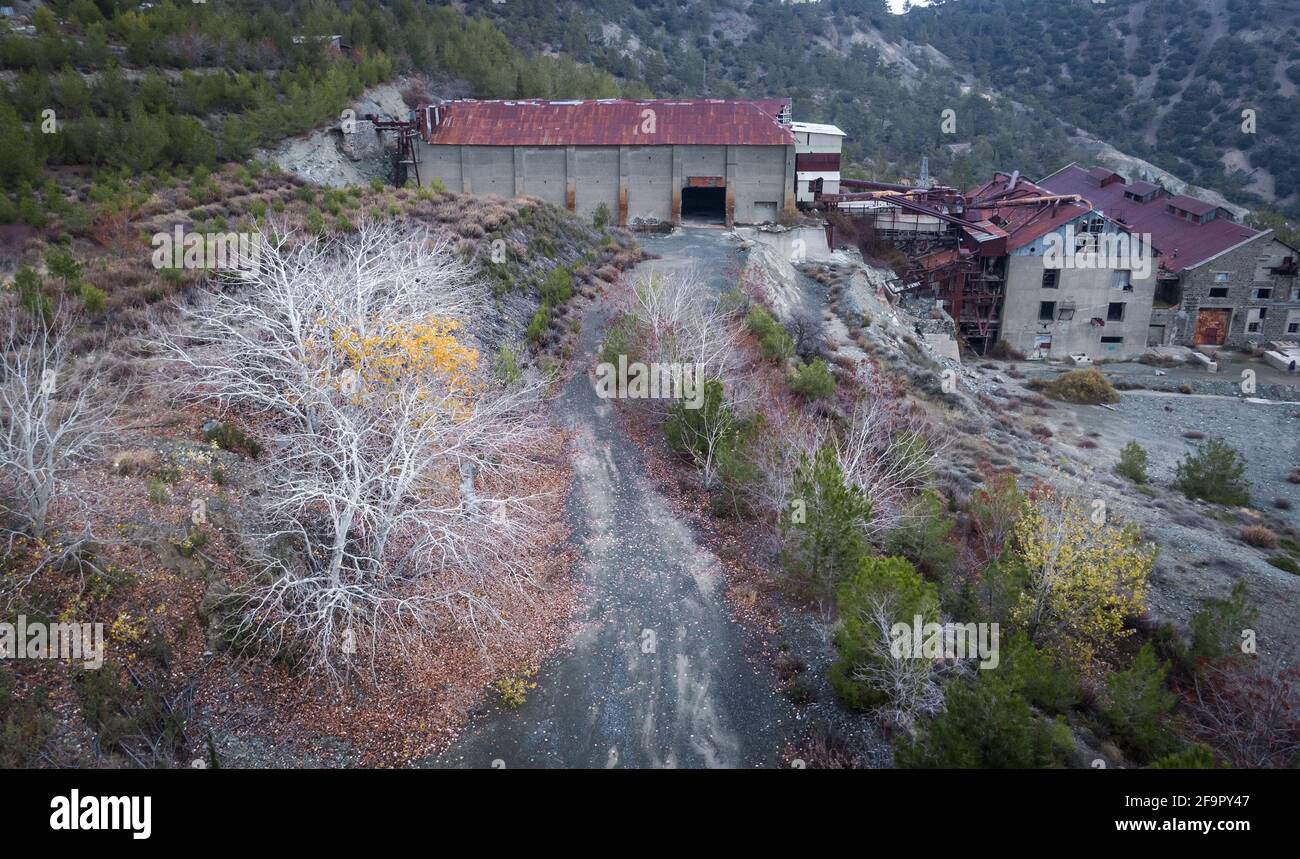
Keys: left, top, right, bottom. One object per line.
{"left": 413, "top": 98, "right": 799, "bottom": 227}
{"left": 1041, "top": 165, "right": 1300, "bottom": 350}
{"left": 963, "top": 174, "right": 1158, "bottom": 360}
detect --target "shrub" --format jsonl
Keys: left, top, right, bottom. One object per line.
{"left": 884, "top": 489, "right": 956, "bottom": 580}
{"left": 1190, "top": 579, "right": 1257, "bottom": 662}
{"left": 203, "top": 421, "right": 261, "bottom": 458}
{"left": 1174, "top": 438, "right": 1249, "bottom": 506}
{"left": 598, "top": 312, "right": 639, "bottom": 367}
{"left": 74, "top": 666, "right": 185, "bottom": 759}
{"left": 829, "top": 555, "right": 939, "bottom": 710}
{"left": 1008, "top": 489, "right": 1156, "bottom": 665}
{"left": 987, "top": 340, "right": 1025, "bottom": 360}
{"left": 782, "top": 444, "right": 873, "bottom": 610}
{"left": 786, "top": 358, "right": 836, "bottom": 401}
{"left": 77, "top": 282, "right": 108, "bottom": 314}
{"left": 1114, "top": 440, "right": 1149, "bottom": 484}
{"left": 45, "top": 246, "right": 82, "bottom": 289}
{"left": 494, "top": 344, "right": 522, "bottom": 385}
{"left": 1, "top": 668, "right": 50, "bottom": 767}
{"left": 592, "top": 201, "right": 611, "bottom": 229}
{"left": 1101, "top": 643, "right": 1178, "bottom": 762}
{"left": 1030, "top": 368, "right": 1119, "bottom": 404}
{"left": 964, "top": 467, "right": 1026, "bottom": 570}
{"left": 13, "top": 267, "right": 53, "bottom": 322}
{"left": 540, "top": 266, "right": 573, "bottom": 306}
{"left": 999, "top": 633, "right": 1080, "bottom": 715}
{"left": 1267, "top": 555, "right": 1300, "bottom": 575}
{"left": 1150, "top": 745, "right": 1222, "bottom": 769}
{"left": 896, "top": 670, "right": 1072, "bottom": 768}
{"left": 745, "top": 305, "right": 794, "bottom": 362}
{"left": 663, "top": 379, "right": 754, "bottom": 498}
{"left": 526, "top": 307, "right": 548, "bottom": 345}
{"left": 146, "top": 478, "right": 170, "bottom": 504}
{"left": 493, "top": 667, "right": 537, "bottom": 709}
{"left": 1239, "top": 525, "right": 1278, "bottom": 549}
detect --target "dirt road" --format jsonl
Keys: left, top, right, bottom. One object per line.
{"left": 430, "top": 228, "right": 796, "bottom": 768}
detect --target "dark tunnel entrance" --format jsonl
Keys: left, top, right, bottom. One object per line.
{"left": 681, "top": 186, "right": 726, "bottom": 223}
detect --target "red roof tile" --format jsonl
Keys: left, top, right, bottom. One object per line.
{"left": 1039, "top": 164, "right": 1261, "bottom": 273}
{"left": 422, "top": 99, "right": 796, "bottom": 147}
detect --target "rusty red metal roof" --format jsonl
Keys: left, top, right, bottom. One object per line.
{"left": 421, "top": 99, "right": 796, "bottom": 147}
{"left": 964, "top": 173, "right": 1096, "bottom": 252}
{"left": 1166, "top": 194, "right": 1219, "bottom": 217}
{"left": 1039, "top": 164, "right": 1261, "bottom": 273}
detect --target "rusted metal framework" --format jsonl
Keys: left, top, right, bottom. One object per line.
{"left": 814, "top": 175, "right": 1086, "bottom": 354}
{"left": 364, "top": 113, "right": 422, "bottom": 187}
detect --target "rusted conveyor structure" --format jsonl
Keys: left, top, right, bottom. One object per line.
{"left": 364, "top": 113, "right": 422, "bottom": 187}
{"left": 812, "top": 172, "right": 1087, "bottom": 353}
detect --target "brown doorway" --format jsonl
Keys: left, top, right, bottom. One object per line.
{"left": 1193, "top": 309, "right": 1230, "bottom": 346}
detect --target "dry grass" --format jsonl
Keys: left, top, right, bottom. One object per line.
{"left": 111, "top": 448, "right": 160, "bottom": 477}
{"left": 1240, "top": 525, "right": 1279, "bottom": 549}
{"left": 1027, "top": 368, "right": 1120, "bottom": 404}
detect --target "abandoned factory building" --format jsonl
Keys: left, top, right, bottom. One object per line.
{"left": 967, "top": 173, "right": 1158, "bottom": 361}
{"left": 414, "top": 98, "right": 803, "bottom": 227}
{"left": 1042, "top": 164, "right": 1300, "bottom": 349}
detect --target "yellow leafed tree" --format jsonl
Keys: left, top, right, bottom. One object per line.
{"left": 330, "top": 315, "right": 479, "bottom": 401}
{"left": 1009, "top": 488, "right": 1157, "bottom": 666}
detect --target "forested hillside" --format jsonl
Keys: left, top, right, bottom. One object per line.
{"left": 891, "top": 0, "right": 1300, "bottom": 214}
{"left": 463, "top": 0, "right": 1300, "bottom": 222}
{"left": 462, "top": 0, "right": 1076, "bottom": 189}
{"left": 0, "top": 0, "right": 626, "bottom": 228}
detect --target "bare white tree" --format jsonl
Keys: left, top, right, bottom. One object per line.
{"left": 747, "top": 408, "right": 825, "bottom": 517}
{"left": 627, "top": 268, "right": 744, "bottom": 383}
{"left": 0, "top": 309, "right": 124, "bottom": 542}
{"left": 157, "top": 222, "right": 552, "bottom": 680}
{"left": 614, "top": 268, "right": 755, "bottom": 490}
{"left": 848, "top": 592, "right": 944, "bottom": 733}
{"left": 157, "top": 223, "right": 486, "bottom": 435}
{"left": 836, "top": 392, "right": 944, "bottom": 537}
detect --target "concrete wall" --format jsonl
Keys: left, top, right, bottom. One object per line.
{"left": 624, "top": 145, "right": 673, "bottom": 223}
{"left": 1164, "top": 233, "right": 1300, "bottom": 348}
{"left": 572, "top": 147, "right": 618, "bottom": 223}
{"left": 794, "top": 131, "right": 843, "bottom": 154}
{"left": 998, "top": 219, "right": 1157, "bottom": 360}
{"left": 418, "top": 142, "right": 794, "bottom": 226}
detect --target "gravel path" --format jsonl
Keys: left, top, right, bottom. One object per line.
{"left": 431, "top": 228, "right": 796, "bottom": 768}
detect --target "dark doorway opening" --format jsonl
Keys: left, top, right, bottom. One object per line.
{"left": 681, "top": 186, "right": 726, "bottom": 223}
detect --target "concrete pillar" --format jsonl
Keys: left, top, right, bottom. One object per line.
{"left": 671, "top": 145, "right": 683, "bottom": 224}
{"left": 617, "top": 145, "right": 629, "bottom": 227}
{"left": 513, "top": 148, "right": 525, "bottom": 198}
{"left": 724, "top": 145, "right": 737, "bottom": 228}
{"left": 459, "top": 147, "right": 469, "bottom": 194}
{"left": 782, "top": 145, "right": 797, "bottom": 218}
{"left": 565, "top": 146, "right": 577, "bottom": 213}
